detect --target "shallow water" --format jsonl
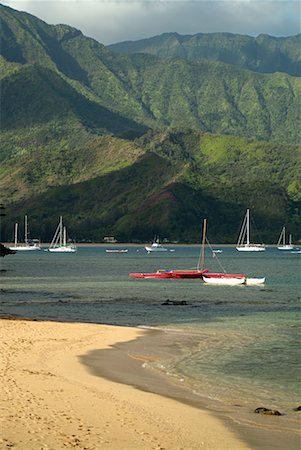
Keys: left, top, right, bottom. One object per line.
{"left": 1, "top": 245, "right": 300, "bottom": 433}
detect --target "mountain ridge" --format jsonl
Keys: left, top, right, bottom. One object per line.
{"left": 108, "top": 31, "right": 301, "bottom": 77}
{"left": 1, "top": 4, "right": 300, "bottom": 144}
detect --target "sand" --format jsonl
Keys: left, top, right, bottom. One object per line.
{"left": 0, "top": 318, "right": 250, "bottom": 450}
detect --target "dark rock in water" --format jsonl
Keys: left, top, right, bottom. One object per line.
{"left": 0, "top": 243, "right": 16, "bottom": 257}
{"left": 162, "top": 299, "right": 188, "bottom": 306}
{"left": 254, "top": 407, "right": 282, "bottom": 416}
{"left": 293, "top": 406, "right": 301, "bottom": 411}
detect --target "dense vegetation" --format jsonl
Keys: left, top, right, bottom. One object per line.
{"left": 1, "top": 5, "right": 300, "bottom": 144}
{"left": 0, "top": 5, "right": 300, "bottom": 243}
{"left": 109, "top": 32, "right": 301, "bottom": 77}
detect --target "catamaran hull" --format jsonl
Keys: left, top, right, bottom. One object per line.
{"left": 129, "top": 272, "right": 173, "bottom": 279}
{"left": 129, "top": 270, "right": 207, "bottom": 279}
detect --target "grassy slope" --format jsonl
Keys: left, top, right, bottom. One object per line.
{"left": 2, "top": 130, "right": 300, "bottom": 243}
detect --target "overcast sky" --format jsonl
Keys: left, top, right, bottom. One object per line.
{"left": 2, "top": 0, "right": 300, "bottom": 45}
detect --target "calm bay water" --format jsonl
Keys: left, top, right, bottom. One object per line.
{"left": 1, "top": 245, "right": 300, "bottom": 427}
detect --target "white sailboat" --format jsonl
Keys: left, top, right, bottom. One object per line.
{"left": 236, "top": 209, "right": 266, "bottom": 252}
{"left": 46, "top": 216, "right": 77, "bottom": 253}
{"left": 9, "top": 215, "right": 41, "bottom": 251}
{"left": 277, "top": 226, "right": 294, "bottom": 250}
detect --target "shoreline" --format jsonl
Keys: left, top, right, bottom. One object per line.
{"left": 1, "top": 317, "right": 300, "bottom": 449}
{"left": 81, "top": 324, "right": 301, "bottom": 450}
{"left": 1, "top": 317, "right": 251, "bottom": 450}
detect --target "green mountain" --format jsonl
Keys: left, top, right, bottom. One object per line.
{"left": 109, "top": 32, "right": 301, "bottom": 77}
{"left": 0, "top": 5, "right": 300, "bottom": 243}
{"left": 1, "top": 5, "right": 300, "bottom": 144}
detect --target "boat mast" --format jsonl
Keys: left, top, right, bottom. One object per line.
{"left": 14, "top": 223, "right": 18, "bottom": 247}
{"left": 200, "top": 218, "right": 207, "bottom": 270}
{"left": 59, "top": 216, "right": 63, "bottom": 247}
{"left": 24, "top": 215, "right": 28, "bottom": 245}
{"left": 63, "top": 226, "right": 66, "bottom": 247}
{"left": 246, "top": 209, "right": 250, "bottom": 246}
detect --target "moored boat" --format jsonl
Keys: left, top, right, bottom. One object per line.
{"left": 105, "top": 249, "right": 128, "bottom": 253}
{"left": 46, "top": 217, "right": 77, "bottom": 253}
{"left": 277, "top": 226, "right": 294, "bottom": 250}
{"left": 9, "top": 216, "right": 41, "bottom": 251}
{"left": 145, "top": 237, "right": 168, "bottom": 253}
{"left": 236, "top": 209, "right": 266, "bottom": 252}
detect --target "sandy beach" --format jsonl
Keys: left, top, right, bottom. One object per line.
{"left": 0, "top": 318, "right": 252, "bottom": 450}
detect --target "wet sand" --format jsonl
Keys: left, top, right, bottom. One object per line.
{"left": 82, "top": 327, "right": 301, "bottom": 450}
{"left": 0, "top": 318, "right": 251, "bottom": 449}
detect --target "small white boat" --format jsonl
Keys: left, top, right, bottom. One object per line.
{"left": 46, "top": 217, "right": 77, "bottom": 253}
{"left": 105, "top": 249, "right": 128, "bottom": 253}
{"left": 277, "top": 226, "right": 294, "bottom": 250}
{"left": 236, "top": 209, "right": 266, "bottom": 252}
{"left": 245, "top": 277, "right": 265, "bottom": 285}
{"left": 203, "top": 273, "right": 246, "bottom": 285}
{"left": 145, "top": 237, "right": 168, "bottom": 253}
{"left": 9, "top": 216, "right": 41, "bottom": 251}
{"left": 203, "top": 274, "right": 265, "bottom": 286}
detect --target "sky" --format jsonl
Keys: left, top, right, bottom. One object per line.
{"left": 2, "top": 0, "right": 300, "bottom": 45}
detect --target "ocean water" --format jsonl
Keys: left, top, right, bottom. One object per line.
{"left": 1, "top": 245, "right": 300, "bottom": 430}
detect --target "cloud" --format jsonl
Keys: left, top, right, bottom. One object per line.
{"left": 2, "top": 0, "right": 300, "bottom": 44}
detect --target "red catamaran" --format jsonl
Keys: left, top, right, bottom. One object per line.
{"left": 129, "top": 269, "right": 208, "bottom": 279}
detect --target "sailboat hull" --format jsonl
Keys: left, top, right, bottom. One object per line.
{"left": 145, "top": 246, "right": 167, "bottom": 253}
{"left": 236, "top": 245, "right": 266, "bottom": 252}
{"left": 9, "top": 245, "right": 41, "bottom": 251}
{"left": 46, "top": 247, "right": 76, "bottom": 253}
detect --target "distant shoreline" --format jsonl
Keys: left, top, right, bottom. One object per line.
{"left": 4, "top": 242, "right": 299, "bottom": 248}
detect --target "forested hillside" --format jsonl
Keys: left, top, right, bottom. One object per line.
{"left": 109, "top": 32, "right": 301, "bottom": 77}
